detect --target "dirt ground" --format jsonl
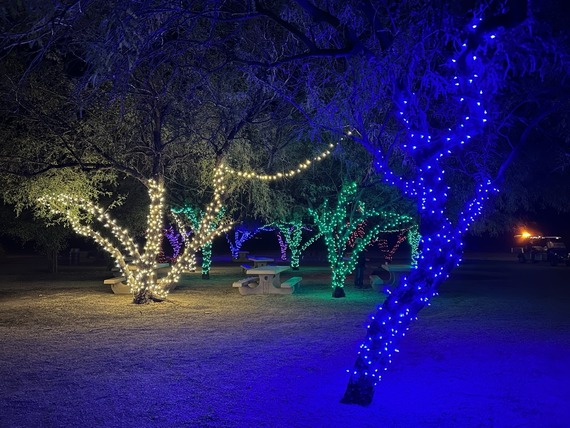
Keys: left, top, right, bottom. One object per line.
{"left": 0, "top": 253, "right": 569, "bottom": 427}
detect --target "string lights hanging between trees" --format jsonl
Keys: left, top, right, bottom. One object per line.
{"left": 219, "top": 143, "right": 336, "bottom": 181}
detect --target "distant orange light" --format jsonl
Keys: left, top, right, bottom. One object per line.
{"left": 521, "top": 231, "right": 531, "bottom": 238}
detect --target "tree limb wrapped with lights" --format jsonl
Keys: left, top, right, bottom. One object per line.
{"left": 171, "top": 204, "right": 227, "bottom": 279}
{"left": 341, "top": 11, "right": 507, "bottom": 405}
{"left": 265, "top": 221, "right": 318, "bottom": 269}
{"left": 171, "top": 166, "right": 233, "bottom": 279}
{"left": 225, "top": 226, "right": 261, "bottom": 260}
{"left": 407, "top": 226, "right": 421, "bottom": 267}
{"left": 38, "top": 179, "right": 174, "bottom": 302}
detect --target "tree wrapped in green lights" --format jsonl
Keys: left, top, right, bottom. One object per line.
{"left": 171, "top": 204, "right": 227, "bottom": 279}
{"left": 171, "top": 166, "right": 232, "bottom": 279}
{"left": 309, "top": 182, "right": 414, "bottom": 297}
{"left": 407, "top": 226, "right": 421, "bottom": 267}
{"left": 267, "top": 221, "right": 322, "bottom": 270}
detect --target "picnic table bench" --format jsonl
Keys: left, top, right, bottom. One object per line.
{"left": 369, "top": 265, "right": 400, "bottom": 292}
{"left": 232, "top": 276, "right": 258, "bottom": 288}
{"left": 279, "top": 276, "right": 302, "bottom": 292}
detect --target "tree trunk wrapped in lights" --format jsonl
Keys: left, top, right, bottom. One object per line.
{"left": 266, "top": 221, "right": 320, "bottom": 270}
{"left": 341, "top": 9, "right": 504, "bottom": 404}
{"left": 171, "top": 167, "right": 232, "bottom": 280}
{"left": 342, "top": 183, "right": 496, "bottom": 404}
{"left": 38, "top": 175, "right": 231, "bottom": 303}
{"left": 310, "top": 182, "right": 414, "bottom": 298}
{"left": 38, "top": 179, "right": 167, "bottom": 303}
{"left": 171, "top": 206, "right": 227, "bottom": 280}
{"left": 407, "top": 226, "right": 421, "bottom": 267}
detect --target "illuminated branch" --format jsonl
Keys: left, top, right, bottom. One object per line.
{"left": 171, "top": 167, "right": 233, "bottom": 278}
{"left": 219, "top": 143, "right": 336, "bottom": 181}
{"left": 226, "top": 227, "right": 260, "bottom": 259}
{"left": 407, "top": 226, "right": 421, "bottom": 267}
{"left": 267, "top": 221, "right": 316, "bottom": 269}
{"left": 38, "top": 179, "right": 175, "bottom": 302}
{"left": 343, "top": 14, "right": 505, "bottom": 405}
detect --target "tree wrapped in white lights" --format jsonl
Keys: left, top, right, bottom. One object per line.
{"left": 39, "top": 179, "right": 180, "bottom": 303}
{"left": 309, "top": 181, "right": 414, "bottom": 298}
{"left": 39, "top": 168, "right": 231, "bottom": 302}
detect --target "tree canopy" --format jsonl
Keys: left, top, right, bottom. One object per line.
{"left": 1, "top": 0, "right": 568, "bottom": 405}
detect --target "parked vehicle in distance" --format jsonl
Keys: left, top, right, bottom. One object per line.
{"left": 513, "top": 233, "right": 569, "bottom": 266}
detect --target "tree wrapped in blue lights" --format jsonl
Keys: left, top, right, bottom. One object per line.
{"left": 225, "top": 224, "right": 262, "bottom": 260}
{"left": 310, "top": 182, "right": 414, "bottom": 297}
{"left": 339, "top": 7, "right": 529, "bottom": 405}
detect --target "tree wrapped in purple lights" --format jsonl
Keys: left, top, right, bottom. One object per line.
{"left": 163, "top": 225, "right": 191, "bottom": 262}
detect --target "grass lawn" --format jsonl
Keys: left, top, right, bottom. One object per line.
{"left": 1, "top": 252, "right": 569, "bottom": 427}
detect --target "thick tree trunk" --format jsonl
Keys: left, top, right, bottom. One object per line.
{"left": 132, "top": 289, "right": 164, "bottom": 304}
{"left": 341, "top": 226, "right": 462, "bottom": 405}
{"left": 341, "top": 371, "right": 375, "bottom": 406}
{"left": 48, "top": 250, "right": 59, "bottom": 273}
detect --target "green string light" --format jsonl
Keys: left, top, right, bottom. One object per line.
{"left": 309, "top": 182, "right": 414, "bottom": 297}
{"left": 267, "top": 221, "right": 319, "bottom": 270}
{"left": 172, "top": 205, "right": 227, "bottom": 278}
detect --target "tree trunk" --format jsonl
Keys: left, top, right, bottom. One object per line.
{"left": 332, "top": 286, "right": 346, "bottom": 298}
{"left": 48, "top": 250, "right": 59, "bottom": 273}
{"left": 341, "top": 370, "right": 375, "bottom": 406}
{"left": 341, "top": 226, "right": 462, "bottom": 404}
{"left": 132, "top": 289, "right": 163, "bottom": 304}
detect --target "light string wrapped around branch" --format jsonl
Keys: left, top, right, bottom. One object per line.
{"left": 342, "top": 14, "right": 503, "bottom": 405}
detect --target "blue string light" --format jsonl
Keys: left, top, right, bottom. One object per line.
{"left": 343, "top": 12, "right": 502, "bottom": 403}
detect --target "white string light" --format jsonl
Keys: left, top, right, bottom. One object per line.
{"left": 220, "top": 143, "right": 336, "bottom": 181}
